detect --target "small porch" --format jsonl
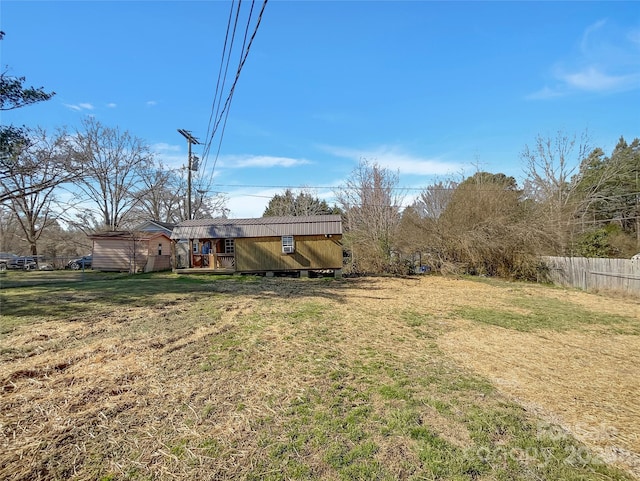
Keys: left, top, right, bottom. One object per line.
{"left": 186, "top": 238, "right": 236, "bottom": 272}
{"left": 191, "top": 253, "right": 236, "bottom": 270}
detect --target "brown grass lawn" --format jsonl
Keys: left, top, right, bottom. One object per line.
{"left": 0, "top": 274, "right": 639, "bottom": 480}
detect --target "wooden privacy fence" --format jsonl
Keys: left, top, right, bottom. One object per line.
{"left": 542, "top": 256, "right": 640, "bottom": 296}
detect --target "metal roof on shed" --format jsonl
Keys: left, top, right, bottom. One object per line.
{"left": 89, "top": 231, "right": 170, "bottom": 241}
{"left": 170, "top": 215, "right": 343, "bottom": 240}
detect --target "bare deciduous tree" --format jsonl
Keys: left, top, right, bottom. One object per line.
{"left": 123, "top": 162, "right": 229, "bottom": 226}
{"left": 192, "top": 190, "right": 229, "bottom": 220}
{"left": 521, "top": 130, "right": 591, "bottom": 252}
{"left": 135, "top": 164, "right": 182, "bottom": 223}
{"left": 414, "top": 179, "right": 458, "bottom": 220}
{"left": 1, "top": 128, "right": 74, "bottom": 256}
{"left": 70, "top": 118, "right": 154, "bottom": 231}
{"left": 1, "top": 128, "right": 75, "bottom": 205}
{"left": 522, "top": 130, "right": 590, "bottom": 206}
{"left": 335, "top": 159, "right": 404, "bottom": 274}
{"left": 0, "top": 204, "right": 22, "bottom": 252}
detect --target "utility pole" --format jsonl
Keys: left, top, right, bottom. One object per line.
{"left": 177, "top": 129, "right": 201, "bottom": 220}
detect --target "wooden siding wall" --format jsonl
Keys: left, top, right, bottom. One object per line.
{"left": 145, "top": 255, "right": 172, "bottom": 272}
{"left": 147, "top": 237, "right": 172, "bottom": 257}
{"left": 93, "top": 239, "right": 149, "bottom": 272}
{"left": 543, "top": 256, "right": 640, "bottom": 295}
{"left": 236, "top": 235, "right": 342, "bottom": 272}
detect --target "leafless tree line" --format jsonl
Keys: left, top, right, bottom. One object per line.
{"left": 3, "top": 122, "right": 637, "bottom": 273}
{"left": 1, "top": 118, "right": 228, "bottom": 257}
{"left": 334, "top": 132, "right": 639, "bottom": 279}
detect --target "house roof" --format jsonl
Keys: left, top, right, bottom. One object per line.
{"left": 171, "top": 215, "right": 343, "bottom": 240}
{"left": 136, "top": 220, "right": 176, "bottom": 233}
{"left": 89, "top": 231, "right": 171, "bottom": 241}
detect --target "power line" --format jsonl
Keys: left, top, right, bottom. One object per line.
{"left": 204, "top": 186, "right": 640, "bottom": 226}
{"left": 209, "top": 182, "right": 640, "bottom": 197}
{"left": 210, "top": 183, "right": 429, "bottom": 191}
{"left": 207, "top": 2, "right": 257, "bottom": 185}
{"left": 211, "top": 0, "right": 267, "bottom": 144}
{"left": 208, "top": 0, "right": 268, "bottom": 179}
{"left": 200, "top": 0, "right": 237, "bottom": 172}
{"left": 205, "top": 3, "right": 256, "bottom": 188}
{"left": 202, "top": 1, "right": 243, "bottom": 168}
{"left": 200, "top": 0, "right": 269, "bottom": 189}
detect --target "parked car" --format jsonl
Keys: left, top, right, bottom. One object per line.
{"left": 7, "top": 255, "right": 38, "bottom": 270}
{"left": 67, "top": 255, "right": 92, "bottom": 270}
{"left": 0, "top": 252, "right": 18, "bottom": 271}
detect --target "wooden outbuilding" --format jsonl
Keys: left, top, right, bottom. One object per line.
{"left": 170, "top": 215, "right": 343, "bottom": 276}
{"left": 89, "top": 231, "right": 173, "bottom": 272}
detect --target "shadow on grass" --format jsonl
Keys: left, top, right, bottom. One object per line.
{"left": 0, "top": 273, "right": 383, "bottom": 322}
{"left": 0, "top": 269, "right": 129, "bottom": 289}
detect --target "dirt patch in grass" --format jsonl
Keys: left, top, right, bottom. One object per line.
{"left": 1, "top": 275, "right": 638, "bottom": 480}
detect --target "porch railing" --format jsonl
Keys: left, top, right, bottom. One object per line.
{"left": 192, "top": 253, "right": 235, "bottom": 270}
{"left": 215, "top": 254, "right": 235, "bottom": 269}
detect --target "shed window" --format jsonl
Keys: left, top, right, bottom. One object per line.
{"left": 224, "top": 239, "right": 235, "bottom": 254}
{"left": 282, "top": 235, "right": 295, "bottom": 254}
{"left": 158, "top": 243, "right": 162, "bottom": 256}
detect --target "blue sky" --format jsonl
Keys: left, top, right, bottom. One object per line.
{"left": 2, "top": 1, "right": 639, "bottom": 218}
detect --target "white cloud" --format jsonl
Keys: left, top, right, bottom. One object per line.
{"left": 560, "top": 66, "right": 639, "bottom": 92}
{"left": 64, "top": 102, "right": 94, "bottom": 111}
{"left": 320, "top": 144, "right": 463, "bottom": 176}
{"left": 106, "top": 102, "right": 117, "bottom": 108}
{"left": 152, "top": 142, "right": 181, "bottom": 153}
{"left": 220, "top": 155, "right": 312, "bottom": 169}
{"left": 580, "top": 19, "right": 607, "bottom": 53}
{"left": 529, "top": 20, "right": 640, "bottom": 98}
{"left": 526, "top": 86, "right": 565, "bottom": 100}
{"left": 146, "top": 100, "right": 158, "bottom": 107}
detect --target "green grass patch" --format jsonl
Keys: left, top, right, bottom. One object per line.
{"left": 289, "top": 301, "right": 327, "bottom": 322}
{"left": 457, "top": 296, "right": 635, "bottom": 332}
{"left": 400, "top": 309, "right": 433, "bottom": 327}
{"left": 379, "top": 383, "right": 411, "bottom": 401}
